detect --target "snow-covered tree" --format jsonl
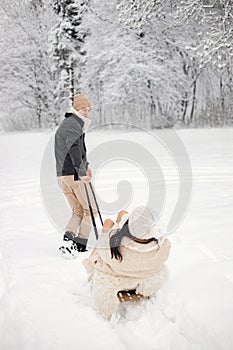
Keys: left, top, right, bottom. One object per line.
{"left": 0, "top": 0, "right": 232, "bottom": 130}
{"left": 82, "top": 0, "right": 186, "bottom": 128}
{"left": 0, "top": 0, "right": 58, "bottom": 129}
{"left": 81, "top": 0, "right": 232, "bottom": 127}
{"left": 50, "top": 0, "right": 90, "bottom": 107}
{"left": 173, "top": 0, "right": 233, "bottom": 126}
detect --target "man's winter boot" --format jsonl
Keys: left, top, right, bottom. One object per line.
{"left": 59, "top": 231, "right": 79, "bottom": 259}
{"left": 74, "top": 237, "right": 88, "bottom": 252}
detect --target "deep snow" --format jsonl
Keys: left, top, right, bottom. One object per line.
{"left": 0, "top": 128, "right": 233, "bottom": 350}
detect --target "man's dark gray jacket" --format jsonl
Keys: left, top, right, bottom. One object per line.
{"left": 54, "top": 113, "right": 89, "bottom": 180}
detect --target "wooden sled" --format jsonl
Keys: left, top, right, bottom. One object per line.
{"left": 117, "top": 289, "right": 150, "bottom": 303}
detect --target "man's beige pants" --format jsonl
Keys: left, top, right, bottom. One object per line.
{"left": 58, "top": 175, "right": 97, "bottom": 239}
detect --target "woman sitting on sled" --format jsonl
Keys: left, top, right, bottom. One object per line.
{"left": 83, "top": 206, "right": 171, "bottom": 320}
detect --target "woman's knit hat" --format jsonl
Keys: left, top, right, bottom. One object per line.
{"left": 128, "top": 206, "right": 164, "bottom": 239}
{"left": 73, "top": 94, "right": 91, "bottom": 111}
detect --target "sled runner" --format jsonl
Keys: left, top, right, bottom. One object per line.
{"left": 117, "top": 289, "right": 150, "bottom": 302}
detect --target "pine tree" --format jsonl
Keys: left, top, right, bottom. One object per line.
{"left": 51, "top": 0, "right": 90, "bottom": 107}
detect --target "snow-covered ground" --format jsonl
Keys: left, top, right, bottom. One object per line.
{"left": 0, "top": 128, "right": 233, "bottom": 350}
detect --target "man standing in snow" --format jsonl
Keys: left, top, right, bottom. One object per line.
{"left": 54, "top": 94, "right": 97, "bottom": 257}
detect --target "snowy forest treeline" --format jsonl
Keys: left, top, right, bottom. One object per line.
{"left": 0, "top": 0, "right": 232, "bottom": 130}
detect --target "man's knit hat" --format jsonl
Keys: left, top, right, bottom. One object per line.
{"left": 73, "top": 94, "right": 91, "bottom": 111}
{"left": 128, "top": 206, "right": 164, "bottom": 239}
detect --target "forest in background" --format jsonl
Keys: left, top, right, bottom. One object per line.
{"left": 0, "top": 0, "right": 232, "bottom": 130}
